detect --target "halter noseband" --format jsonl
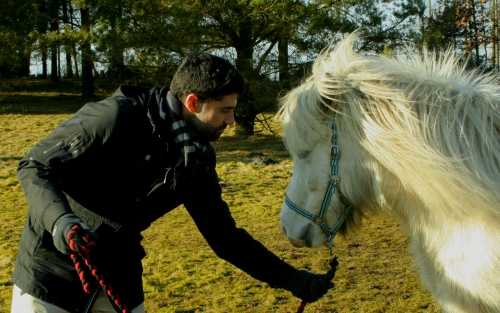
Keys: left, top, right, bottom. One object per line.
{"left": 284, "top": 123, "right": 352, "bottom": 250}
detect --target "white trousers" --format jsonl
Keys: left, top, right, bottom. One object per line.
{"left": 10, "top": 284, "right": 145, "bottom": 313}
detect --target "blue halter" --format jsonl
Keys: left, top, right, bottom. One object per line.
{"left": 284, "top": 123, "right": 352, "bottom": 250}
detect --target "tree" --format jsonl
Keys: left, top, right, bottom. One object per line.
{"left": 48, "top": 0, "right": 60, "bottom": 81}
{"left": 61, "top": 0, "right": 74, "bottom": 78}
{"left": 0, "top": 0, "right": 38, "bottom": 77}
{"left": 460, "top": 0, "right": 490, "bottom": 67}
{"left": 424, "top": 0, "right": 493, "bottom": 68}
{"left": 94, "top": 0, "right": 130, "bottom": 79}
{"left": 169, "top": 0, "right": 311, "bottom": 136}
{"left": 423, "top": 1, "right": 464, "bottom": 50}
{"left": 124, "top": 0, "right": 424, "bottom": 136}
{"left": 493, "top": 0, "right": 499, "bottom": 70}
{"left": 298, "top": 0, "right": 426, "bottom": 53}
{"left": 80, "top": 5, "right": 94, "bottom": 97}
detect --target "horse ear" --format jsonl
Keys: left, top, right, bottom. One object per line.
{"left": 185, "top": 94, "right": 198, "bottom": 113}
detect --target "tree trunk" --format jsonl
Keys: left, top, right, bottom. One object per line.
{"left": 493, "top": 0, "right": 499, "bottom": 70}
{"left": 62, "top": 0, "right": 73, "bottom": 78}
{"left": 18, "top": 47, "right": 31, "bottom": 77}
{"left": 497, "top": 0, "right": 499, "bottom": 70}
{"left": 49, "top": 0, "right": 59, "bottom": 82}
{"left": 468, "top": 0, "right": 480, "bottom": 66}
{"left": 37, "top": 0, "right": 48, "bottom": 79}
{"left": 80, "top": 7, "right": 94, "bottom": 97}
{"left": 72, "top": 0, "right": 79, "bottom": 79}
{"left": 278, "top": 36, "right": 290, "bottom": 90}
{"left": 233, "top": 18, "right": 256, "bottom": 136}
{"left": 42, "top": 49, "right": 48, "bottom": 79}
{"left": 58, "top": 46, "right": 61, "bottom": 78}
{"left": 234, "top": 51, "right": 257, "bottom": 136}
{"left": 108, "top": 7, "right": 127, "bottom": 79}
{"left": 65, "top": 48, "right": 74, "bottom": 78}
{"left": 73, "top": 46, "right": 80, "bottom": 79}
{"left": 50, "top": 47, "right": 58, "bottom": 81}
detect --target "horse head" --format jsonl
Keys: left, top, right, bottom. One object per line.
{"left": 276, "top": 34, "right": 384, "bottom": 249}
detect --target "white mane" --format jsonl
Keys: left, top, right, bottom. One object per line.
{"left": 278, "top": 33, "right": 500, "bottom": 221}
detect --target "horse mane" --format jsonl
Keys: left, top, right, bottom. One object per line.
{"left": 278, "top": 32, "right": 500, "bottom": 219}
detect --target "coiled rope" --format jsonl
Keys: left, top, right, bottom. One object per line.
{"left": 67, "top": 225, "right": 131, "bottom": 313}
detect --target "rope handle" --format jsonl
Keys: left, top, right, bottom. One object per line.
{"left": 67, "top": 225, "right": 131, "bottom": 313}
{"left": 296, "top": 257, "right": 339, "bottom": 313}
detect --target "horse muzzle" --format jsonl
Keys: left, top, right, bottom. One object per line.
{"left": 280, "top": 222, "right": 315, "bottom": 248}
{"left": 287, "top": 237, "right": 306, "bottom": 248}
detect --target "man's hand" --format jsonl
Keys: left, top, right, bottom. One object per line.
{"left": 285, "top": 268, "right": 336, "bottom": 303}
{"left": 52, "top": 214, "right": 98, "bottom": 255}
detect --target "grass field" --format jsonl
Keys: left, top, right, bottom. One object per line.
{"left": 0, "top": 78, "right": 441, "bottom": 312}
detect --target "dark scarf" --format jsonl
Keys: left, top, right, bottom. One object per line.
{"left": 147, "top": 86, "right": 207, "bottom": 169}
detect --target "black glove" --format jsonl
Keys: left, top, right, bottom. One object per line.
{"left": 52, "top": 213, "right": 98, "bottom": 255}
{"left": 285, "top": 269, "right": 336, "bottom": 303}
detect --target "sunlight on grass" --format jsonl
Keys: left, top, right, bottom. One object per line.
{"left": 0, "top": 80, "right": 440, "bottom": 312}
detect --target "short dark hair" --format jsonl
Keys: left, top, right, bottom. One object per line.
{"left": 170, "top": 52, "right": 245, "bottom": 102}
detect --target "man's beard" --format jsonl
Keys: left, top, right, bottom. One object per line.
{"left": 185, "top": 115, "right": 226, "bottom": 142}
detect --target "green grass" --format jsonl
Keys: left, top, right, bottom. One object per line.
{"left": 0, "top": 79, "right": 441, "bottom": 312}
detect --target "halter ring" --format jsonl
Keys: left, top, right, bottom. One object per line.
{"left": 314, "top": 216, "right": 324, "bottom": 225}
{"left": 330, "top": 174, "right": 341, "bottom": 183}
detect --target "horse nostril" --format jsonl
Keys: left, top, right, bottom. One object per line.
{"left": 288, "top": 238, "right": 305, "bottom": 248}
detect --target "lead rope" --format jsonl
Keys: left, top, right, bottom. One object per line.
{"left": 296, "top": 257, "right": 339, "bottom": 313}
{"left": 67, "top": 225, "right": 131, "bottom": 313}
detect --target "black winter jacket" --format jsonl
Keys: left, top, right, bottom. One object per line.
{"left": 13, "top": 86, "right": 296, "bottom": 312}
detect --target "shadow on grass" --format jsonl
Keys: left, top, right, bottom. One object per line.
{"left": 213, "top": 132, "right": 290, "bottom": 164}
{"left": 0, "top": 156, "right": 23, "bottom": 162}
{"left": 0, "top": 78, "right": 119, "bottom": 115}
{"left": 0, "top": 94, "right": 91, "bottom": 114}
{"left": 215, "top": 133, "right": 285, "bottom": 152}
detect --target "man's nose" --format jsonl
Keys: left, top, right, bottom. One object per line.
{"left": 225, "top": 112, "right": 235, "bottom": 126}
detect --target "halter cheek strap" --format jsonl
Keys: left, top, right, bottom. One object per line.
{"left": 285, "top": 123, "right": 353, "bottom": 250}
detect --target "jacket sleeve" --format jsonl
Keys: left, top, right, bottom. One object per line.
{"left": 17, "top": 99, "right": 121, "bottom": 233}
{"left": 183, "top": 159, "right": 297, "bottom": 289}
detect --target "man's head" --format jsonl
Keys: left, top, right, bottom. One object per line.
{"left": 170, "top": 52, "right": 244, "bottom": 103}
{"left": 170, "top": 53, "right": 244, "bottom": 142}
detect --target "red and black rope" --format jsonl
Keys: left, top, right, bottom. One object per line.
{"left": 296, "top": 257, "right": 339, "bottom": 313}
{"left": 67, "top": 225, "right": 130, "bottom": 313}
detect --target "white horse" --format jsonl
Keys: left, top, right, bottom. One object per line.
{"left": 277, "top": 33, "right": 500, "bottom": 313}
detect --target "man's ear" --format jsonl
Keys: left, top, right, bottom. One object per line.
{"left": 185, "top": 94, "right": 198, "bottom": 113}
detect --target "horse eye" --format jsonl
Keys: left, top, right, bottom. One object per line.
{"left": 298, "top": 150, "right": 311, "bottom": 159}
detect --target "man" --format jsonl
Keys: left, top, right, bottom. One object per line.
{"left": 11, "top": 53, "right": 335, "bottom": 313}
